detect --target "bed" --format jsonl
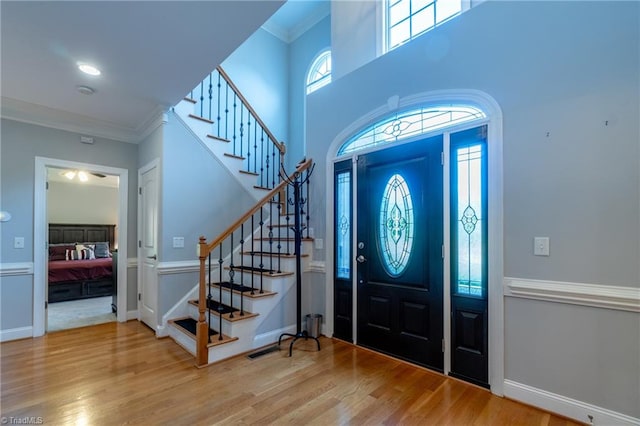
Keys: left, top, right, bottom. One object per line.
{"left": 48, "top": 224, "right": 117, "bottom": 306}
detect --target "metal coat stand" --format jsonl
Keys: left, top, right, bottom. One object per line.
{"left": 278, "top": 160, "right": 320, "bottom": 356}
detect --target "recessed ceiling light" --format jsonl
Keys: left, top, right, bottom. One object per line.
{"left": 76, "top": 85, "right": 95, "bottom": 95}
{"left": 78, "top": 63, "right": 101, "bottom": 76}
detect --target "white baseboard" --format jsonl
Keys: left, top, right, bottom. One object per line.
{"left": 126, "top": 310, "right": 138, "bottom": 321}
{"left": 156, "top": 323, "right": 168, "bottom": 338}
{"left": 253, "top": 324, "right": 297, "bottom": 348}
{"left": 504, "top": 379, "right": 639, "bottom": 426}
{"left": 0, "top": 326, "right": 33, "bottom": 342}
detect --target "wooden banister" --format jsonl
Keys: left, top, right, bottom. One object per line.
{"left": 217, "top": 66, "right": 285, "bottom": 155}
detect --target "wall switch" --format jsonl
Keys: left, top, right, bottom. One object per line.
{"left": 14, "top": 237, "right": 25, "bottom": 249}
{"left": 173, "top": 237, "right": 185, "bottom": 248}
{"left": 315, "top": 238, "right": 324, "bottom": 250}
{"left": 534, "top": 237, "right": 549, "bottom": 256}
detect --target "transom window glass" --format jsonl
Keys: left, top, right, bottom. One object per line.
{"left": 306, "top": 50, "right": 332, "bottom": 94}
{"left": 338, "top": 105, "right": 485, "bottom": 156}
{"left": 387, "top": 0, "right": 463, "bottom": 51}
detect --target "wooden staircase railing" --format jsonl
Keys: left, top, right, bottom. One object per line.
{"left": 187, "top": 66, "right": 286, "bottom": 190}
{"left": 195, "top": 158, "right": 313, "bottom": 366}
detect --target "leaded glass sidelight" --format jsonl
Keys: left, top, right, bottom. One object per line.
{"left": 454, "top": 144, "right": 484, "bottom": 296}
{"left": 379, "top": 174, "right": 414, "bottom": 277}
{"left": 336, "top": 171, "right": 351, "bottom": 279}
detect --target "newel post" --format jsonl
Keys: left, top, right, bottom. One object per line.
{"left": 196, "top": 236, "right": 208, "bottom": 367}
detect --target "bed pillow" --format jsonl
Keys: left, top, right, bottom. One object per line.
{"left": 66, "top": 248, "right": 95, "bottom": 260}
{"left": 92, "top": 242, "right": 110, "bottom": 258}
{"left": 75, "top": 244, "right": 96, "bottom": 260}
{"left": 49, "top": 244, "right": 75, "bottom": 261}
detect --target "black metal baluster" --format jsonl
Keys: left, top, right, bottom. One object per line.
{"left": 265, "top": 136, "right": 270, "bottom": 190}
{"left": 277, "top": 192, "right": 282, "bottom": 273}
{"left": 272, "top": 140, "right": 277, "bottom": 189}
{"left": 305, "top": 169, "right": 311, "bottom": 239}
{"left": 208, "top": 73, "right": 213, "bottom": 122}
{"left": 228, "top": 231, "right": 235, "bottom": 319}
{"left": 217, "top": 71, "right": 221, "bottom": 137}
{"left": 199, "top": 82, "right": 204, "bottom": 117}
{"left": 246, "top": 114, "right": 251, "bottom": 173}
{"left": 259, "top": 209, "right": 264, "bottom": 293}
{"left": 218, "top": 244, "right": 223, "bottom": 341}
{"left": 239, "top": 104, "right": 244, "bottom": 159}
{"left": 232, "top": 93, "right": 237, "bottom": 156}
{"left": 239, "top": 223, "right": 245, "bottom": 316}
{"left": 268, "top": 199, "right": 274, "bottom": 274}
{"left": 207, "top": 252, "right": 212, "bottom": 343}
{"left": 250, "top": 214, "right": 255, "bottom": 295}
{"left": 253, "top": 116, "right": 258, "bottom": 175}
{"left": 286, "top": 184, "right": 291, "bottom": 255}
{"left": 260, "top": 129, "right": 265, "bottom": 188}
{"left": 224, "top": 83, "right": 229, "bottom": 141}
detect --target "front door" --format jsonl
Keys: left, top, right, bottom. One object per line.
{"left": 138, "top": 162, "right": 159, "bottom": 330}
{"left": 356, "top": 137, "right": 443, "bottom": 370}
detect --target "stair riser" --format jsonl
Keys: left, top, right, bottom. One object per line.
{"left": 168, "top": 323, "right": 196, "bottom": 356}
{"left": 208, "top": 289, "right": 275, "bottom": 312}
{"left": 187, "top": 303, "right": 258, "bottom": 337}
{"left": 252, "top": 239, "right": 312, "bottom": 255}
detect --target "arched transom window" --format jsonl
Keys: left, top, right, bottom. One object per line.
{"left": 337, "top": 105, "right": 485, "bottom": 155}
{"left": 306, "top": 50, "right": 332, "bottom": 94}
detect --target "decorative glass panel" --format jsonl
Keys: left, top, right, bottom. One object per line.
{"left": 379, "top": 174, "right": 414, "bottom": 277}
{"left": 455, "top": 144, "right": 483, "bottom": 295}
{"left": 338, "top": 106, "right": 485, "bottom": 156}
{"left": 307, "top": 50, "right": 332, "bottom": 94}
{"left": 336, "top": 171, "right": 351, "bottom": 279}
{"left": 387, "top": 0, "right": 462, "bottom": 51}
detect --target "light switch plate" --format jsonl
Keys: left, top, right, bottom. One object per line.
{"left": 173, "top": 237, "right": 185, "bottom": 248}
{"left": 315, "top": 238, "right": 323, "bottom": 250}
{"left": 534, "top": 237, "right": 549, "bottom": 256}
{"left": 14, "top": 237, "right": 25, "bottom": 249}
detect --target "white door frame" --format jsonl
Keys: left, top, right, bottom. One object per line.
{"left": 34, "top": 156, "right": 129, "bottom": 336}
{"left": 323, "top": 89, "right": 504, "bottom": 395}
{"left": 137, "top": 158, "right": 160, "bottom": 332}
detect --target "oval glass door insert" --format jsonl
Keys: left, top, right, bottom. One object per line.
{"left": 379, "top": 173, "right": 414, "bottom": 277}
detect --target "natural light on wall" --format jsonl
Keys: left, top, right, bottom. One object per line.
{"left": 387, "top": 0, "right": 463, "bottom": 51}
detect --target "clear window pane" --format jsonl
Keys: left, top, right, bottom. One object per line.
{"left": 307, "top": 51, "right": 332, "bottom": 94}
{"left": 389, "top": 0, "right": 410, "bottom": 26}
{"left": 436, "top": 0, "right": 462, "bottom": 23}
{"left": 412, "top": 5, "right": 435, "bottom": 37}
{"left": 389, "top": 19, "right": 411, "bottom": 49}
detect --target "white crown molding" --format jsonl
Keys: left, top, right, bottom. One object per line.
{"left": 1, "top": 97, "right": 166, "bottom": 144}
{"left": 0, "top": 262, "right": 34, "bottom": 277}
{"left": 262, "top": 5, "right": 329, "bottom": 43}
{"left": 504, "top": 277, "right": 640, "bottom": 313}
{"left": 504, "top": 379, "right": 640, "bottom": 426}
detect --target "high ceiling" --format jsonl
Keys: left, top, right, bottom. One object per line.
{"left": 0, "top": 1, "right": 285, "bottom": 143}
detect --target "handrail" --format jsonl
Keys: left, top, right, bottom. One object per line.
{"left": 216, "top": 66, "right": 285, "bottom": 155}
{"left": 202, "top": 158, "right": 312, "bottom": 256}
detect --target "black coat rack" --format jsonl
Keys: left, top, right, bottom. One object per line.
{"left": 278, "top": 160, "right": 320, "bottom": 356}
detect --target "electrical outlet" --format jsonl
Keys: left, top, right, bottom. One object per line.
{"left": 315, "top": 238, "right": 323, "bottom": 250}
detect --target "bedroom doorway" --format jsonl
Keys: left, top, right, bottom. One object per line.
{"left": 34, "top": 157, "right": 129, "bottom": 337}
{"left": 45, "top": 167, "right": 120, "bottom": 332}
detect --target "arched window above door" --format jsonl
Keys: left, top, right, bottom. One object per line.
{"left": 306, "top": 50, "right": 332, "bottom": 94}
{"left": 337, "top": 105, "right": 485, "bottom": 156}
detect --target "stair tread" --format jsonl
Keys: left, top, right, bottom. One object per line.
{"left": 169, "top": 317, "right": 238, "bottom": 347}
{"left": 206, "top": 134, "right": 231, "bottom": 143}
{"left": 188, "top": 113, "right": 214, "bottom": 124}
{"left": 210, "top": 282, "right": 277, "bottom": 298}
{"left": 183, "top": 97, "right": 197, "bottom": 104}
{"left": 224, "top": 265, "right": 294, "bottom": 277}
{"left": 188, "top": 300, "right": 258, "bottom": 321}
{"left": 224, "top": 153, "right": 245, "bottom": 160}
{"left": 253, "top": 185, "right": 272, "bottom": 191}
{"left": 239, "top": 170, "right": 259, "bottom": 176}
{"left": 242, "top": 251, "right": 308, "bottom": 258}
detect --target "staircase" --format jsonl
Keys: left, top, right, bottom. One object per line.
{"left": 164, "top": 67, "right": 316, "bottom": 367}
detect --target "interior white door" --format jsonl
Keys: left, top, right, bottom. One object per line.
{"left": 139, "top": 163, "right": 159, "bottom": 330}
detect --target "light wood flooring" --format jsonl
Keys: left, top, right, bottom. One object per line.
{"left": 1, "top": 321, "right": 582, "bottom": 425}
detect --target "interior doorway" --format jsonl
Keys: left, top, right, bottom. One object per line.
{"left": 33, "top": 157, "right": 129, "bottom": 337}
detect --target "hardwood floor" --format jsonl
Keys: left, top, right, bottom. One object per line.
{"left": 1, "top": 321, "right": 581, "bottom": 425}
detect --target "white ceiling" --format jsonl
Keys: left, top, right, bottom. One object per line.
{"left": 0, "top": 1, "right": 286, "bottom": 143}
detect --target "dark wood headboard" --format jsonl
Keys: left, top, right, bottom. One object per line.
{"left": 49, "top": 224, "right": 116, "bottom": 249}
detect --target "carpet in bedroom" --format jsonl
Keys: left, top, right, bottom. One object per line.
{"left": 48, "top": 296, "right": 116, "bottom": 332}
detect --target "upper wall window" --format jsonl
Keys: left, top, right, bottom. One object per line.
{"left": 307, "top": 50, "right": 332, "bottom": 94}
{"left": 386, "top": 0, "right": 462, "bottom": 51}
{"left": 338, "top": 105, "right": 485, "bottom": 156}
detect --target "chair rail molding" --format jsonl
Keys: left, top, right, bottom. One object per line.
{"left": 504, "top": 277, "right": 640, "bottom": 312}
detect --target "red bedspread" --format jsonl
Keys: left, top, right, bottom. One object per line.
{"left": 48, "top": 258, "right": 113, "bottom": 283}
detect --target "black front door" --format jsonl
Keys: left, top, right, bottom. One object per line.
{"left": 356, "top": 137, "right": 443, "bottom": 370}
